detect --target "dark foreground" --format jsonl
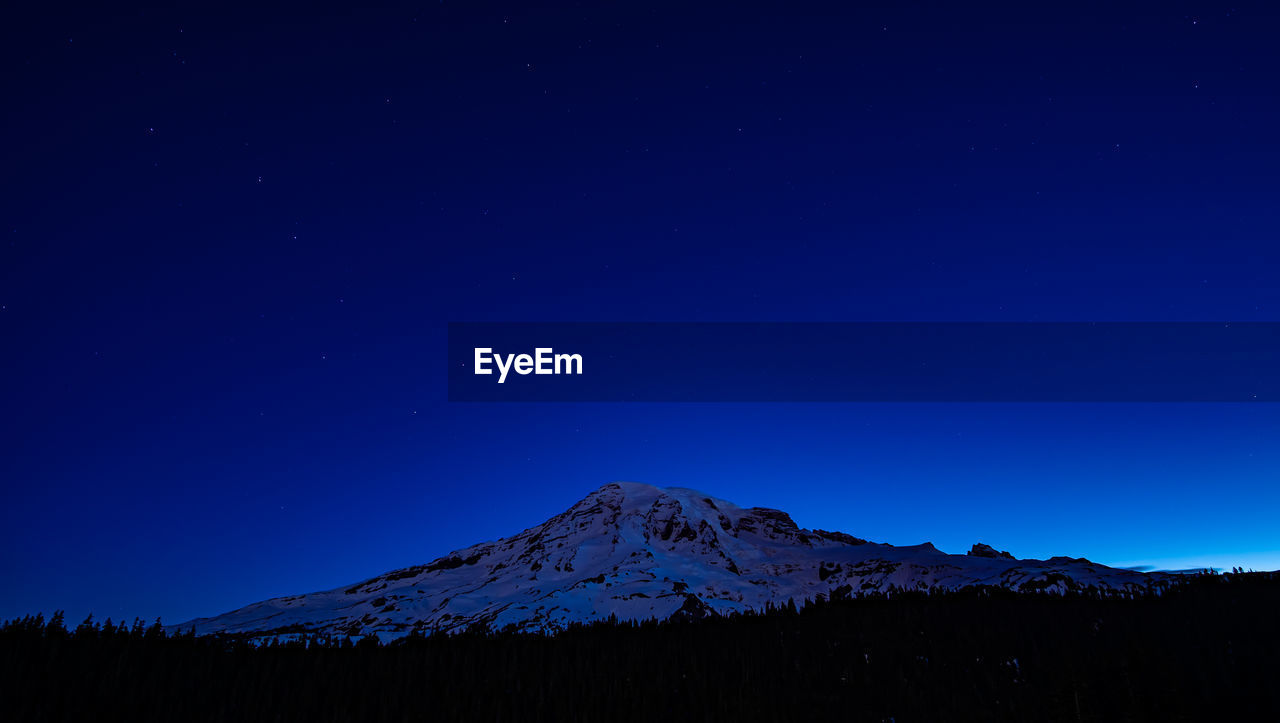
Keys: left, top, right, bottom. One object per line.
{"left": 3, "top": 573, "right": 1278, "bottom": 722}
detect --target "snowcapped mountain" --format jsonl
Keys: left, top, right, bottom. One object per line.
{"left": 174, "top": 482, "right": 1166, "bottom": 638}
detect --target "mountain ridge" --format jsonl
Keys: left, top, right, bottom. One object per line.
{"left": 173, "top": 482, "right": 1166, "bottom": 638}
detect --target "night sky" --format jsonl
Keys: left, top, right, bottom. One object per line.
{"left": 3, "top": 2, "right": 1279, "bottom": 626}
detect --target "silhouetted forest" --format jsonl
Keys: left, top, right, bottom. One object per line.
{"left": 3, "top": 572, "right": 1277, "bottom": 722}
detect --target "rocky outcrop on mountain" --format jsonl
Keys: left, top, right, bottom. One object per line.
{"left": 968, "top": 543, "right": 1015, "bottom": 560}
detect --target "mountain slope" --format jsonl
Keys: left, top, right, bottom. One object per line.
{"left": 175, "top": 482, "right": 1165, "bottom": 637}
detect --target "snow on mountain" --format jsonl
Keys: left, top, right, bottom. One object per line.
{"left": 173, "top": 482, "right": 1166, "bottom": 638}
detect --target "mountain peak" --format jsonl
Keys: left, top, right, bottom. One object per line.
{"left": 583, "top": 481, "right": 742, "bottom": 514}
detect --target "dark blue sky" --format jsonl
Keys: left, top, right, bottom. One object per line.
{"left": 2, "top": 2, "right": 1278, "bottom": 625}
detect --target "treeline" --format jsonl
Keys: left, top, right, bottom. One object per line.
{"left": 2, "top": 572, "right": 1278, "bottom": 722}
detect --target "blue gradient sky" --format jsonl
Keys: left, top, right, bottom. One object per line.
{"left": 2, "top": 2, "right": 1279, "bottom": 625}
